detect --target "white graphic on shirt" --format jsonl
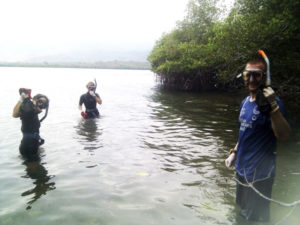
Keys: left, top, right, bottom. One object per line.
{"left": 240, "top": 118, "right": 253, "bottom": 131}
{"left": 239, "top": 97, "right": 258, "bottom": 132}
{"left": 253, "top": 105, "right": 260, "bottom": 115}
{"left": 240, "top": 107, "right": 245, "bottom": 117}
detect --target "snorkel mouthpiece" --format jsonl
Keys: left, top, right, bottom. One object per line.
{"left": 258, "top": 50, "right": 271, "bottom": 86}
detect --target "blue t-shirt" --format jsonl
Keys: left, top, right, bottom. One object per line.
{"left": 235, "top": 96, "right": 287, "bottom": 181}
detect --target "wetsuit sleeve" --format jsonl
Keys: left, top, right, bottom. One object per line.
{"left": 20, "top": 99, "right": 38, "bottom": 119}
{"left": 79, "top": 95, "right": 85, "bottom": 106}
{"left": 13, "top": 101, "right": 22, "bottom": 118}
{"left": 96, "top": 93, "right": 101, "bottom": 99}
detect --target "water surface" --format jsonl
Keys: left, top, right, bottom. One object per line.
{"left": 0, "top": 67, "right": 299, "bottom": 225}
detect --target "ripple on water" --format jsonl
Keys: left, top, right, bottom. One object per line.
{"left": 3, "top": 69, "right": 299, "bottom": 224}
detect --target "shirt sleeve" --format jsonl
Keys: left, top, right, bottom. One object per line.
{"left": 79, "top": 95, "right": 84, "bottom": 105}
{"left": 20, "top": 100, "right": 37, "bottom": 118}
{"left": 276, "top": 97, "right": 288, "bottom": 121}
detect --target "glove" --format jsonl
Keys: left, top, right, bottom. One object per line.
{"left": 20, "top": 93, "right": 29, "bottom": 102}
{"left": 81, "top": 111, "right": 87, "bottom": 119}
{"left": 225, "top": 153, "right": 236, "bottom": 168}
{"left": 89, "top": 90, "right": 96, "bottom": 97}
{"left": 263, "top": 87, "right": 277, "bottom": 108}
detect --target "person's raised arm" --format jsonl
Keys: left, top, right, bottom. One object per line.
{"left": 89, "top": 91, "right": 102, "bottom": 105}
{"left": 12, "top": 101, "right": 22, "bottom": 118}
{"left": 13, "top": 93, "right": 29, "bottom": 118}
{"left": 95, "top": 95, "right": 102, "bottom": 105}
{"left": 264, "top": 87, "right": 291, "bottom": 141}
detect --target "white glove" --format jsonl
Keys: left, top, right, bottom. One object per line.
{"left": 89, "top": 90, "right": 96, "bottom": 97}
{"left": 225, "top": 153, "right": 236, "bottom": 168}
{"left": 20, "top": 93, "right": 28, "bottom": 102}
{"left": 263, "top": 87, "right": 277, "bottom": 108}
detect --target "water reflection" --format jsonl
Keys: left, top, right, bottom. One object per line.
{"left": 146, "top": 89, "right": 241, "bottom": 170}
{"left": 75, "top": 119, "right": 103, "bottom": 152}
{"left": 144, "top": 89, "right": 242, "bottom": 223}
{"left": 21, "top": 153, "right": 55, "bottom": 210}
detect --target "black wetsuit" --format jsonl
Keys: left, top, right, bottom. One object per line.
{"left": 19, "top": 98, "right": 41, "bottom": 156}
{"left": 79, "top": 92, "right": 100, "bottom": 119}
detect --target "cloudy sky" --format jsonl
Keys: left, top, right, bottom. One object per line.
{"left": 0, "top": 0, "right": 235, "bottom": 62}
{"left": 0, "top": 0, "right": 191, "bottom": 61}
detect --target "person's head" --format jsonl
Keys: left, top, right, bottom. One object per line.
{"left": 86, "top": 82, "right": 96, "bottom": 91}
{"left": 19, "top": 88, "right": 32, "bottom": 99}
{"left": 243, "top": 59, "right": 266, "bottom": 92}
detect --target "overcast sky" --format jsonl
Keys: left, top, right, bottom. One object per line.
{"left": 0, "top": 0, "right": 235, "bottom": 61}
{"left": 0, "top": 0, "right": 192, "bottom": 60}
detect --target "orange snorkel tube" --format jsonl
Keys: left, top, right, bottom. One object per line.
{"left": 256, "top": 50, "right": 272, "bottom": 114}
{"left": 258, "top": 50, "right": 271, "bottom": 87}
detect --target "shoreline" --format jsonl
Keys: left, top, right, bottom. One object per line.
{"left": 0, "top": 61, "right": 151, "bottom": 71}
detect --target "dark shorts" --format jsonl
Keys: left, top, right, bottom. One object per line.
{"left": 236, "top": 174, "right": 274, "bottom": 222}
{"left": 19, "top": 136, "right": 40, "bottom": 156}
{"left": 86, "top": 109, "right": 100, "bottom": 119}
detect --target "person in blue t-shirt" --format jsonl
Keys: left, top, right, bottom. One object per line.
{"left": 225, "top": 58, "right": 291, "bottom": 222}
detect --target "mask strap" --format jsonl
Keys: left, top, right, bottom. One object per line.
{"left": 39, "top": 106, "right": 48, "bottom": 122}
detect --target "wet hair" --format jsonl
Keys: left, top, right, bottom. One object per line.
{"left": 245, "top": 58, "right": 266, "bottom": 71}
{"left": 86, "top": 82, "right": 95, "bottom": 88}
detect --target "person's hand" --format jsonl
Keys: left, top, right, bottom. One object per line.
{"left": 263, "top": 87, "right": 277, "bottom": 108}
{"left": 225, "top": 153, "right": 236, "bottom": 168}
{"left": 20, "top": 93, "right": 29, "bottom": 102}
{"left": 89, "top": 90, "right": 96, "bottom": 97}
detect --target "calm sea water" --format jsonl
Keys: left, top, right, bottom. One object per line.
{"left": 0, "top": 67, "right": 299, "bottom": 225}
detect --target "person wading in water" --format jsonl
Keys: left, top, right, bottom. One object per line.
{"left": 79, "top": 81, "right": 102, "bottom": 119}
{"left": 225, "top": 55, "right": 291, "bottom": 222}
{"left": 13, "top": 88, "right": 49, "bottom": 158}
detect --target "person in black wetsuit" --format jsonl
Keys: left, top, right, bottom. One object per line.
{"left": 13, "top": 89, "right": 49, "bottom": 157}
{"left": 78, "top": 81, "right": 102, "bottom": 119}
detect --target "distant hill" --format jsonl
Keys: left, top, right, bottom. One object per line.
{"left": 0, "top": 60, "right": 151, "bottom": 70}
{"left": 27, "top": 49, "right": 150, "bottom": 63}
{"left": 0, "top": 46, "right": 152, "bottom": 70}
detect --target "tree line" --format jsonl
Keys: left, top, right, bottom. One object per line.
{"left": 148, "top": 0, "right": 300, "bottom": 101}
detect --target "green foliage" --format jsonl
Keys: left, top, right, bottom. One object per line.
{"left": 148, "top": 0, "right": 300, "bottom": 92}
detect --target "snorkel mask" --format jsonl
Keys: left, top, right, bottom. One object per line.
{"left": 236, "top": 50, "right": 272, "bottom": 114}
{"left": 86, "top": 79, "right": 97, "bottom": 92}
{"left": 242, "top": 69, "right": 265, "bottom": 91}
{"left": 87, "top": 85, "right": 96, "bottom": 91}
{"left": 33, "top": 94, "right": 50, "bottom": 122}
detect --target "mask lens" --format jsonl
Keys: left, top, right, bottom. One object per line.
{"left": 37, "top": 99, "right": 45, "bottom": 109}
{"left": 242, "top": 70, "right": 263, "bottom": 80}
{"left": 88, "top": 86, "right": 95, "bottom": 91}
